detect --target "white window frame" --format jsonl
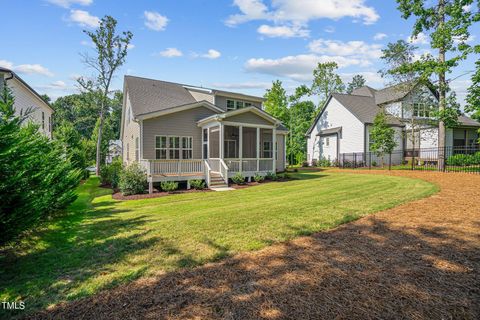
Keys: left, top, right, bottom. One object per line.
{"left": 224, "top": 139, "right": 237, "bottom": 159}
{"left": 263, "top": 141, "right": 272, "bottom": 158}
{"left": 413, "top": 103, "right": 432, "bottom": 118}
{"left": 226, "top": 99, "right": 236, "bottom": 111}
{"left": 226, "top": 99, "right": 252, "bottom": 111}
{"left": 182, "top": 136, "right": 193, "bottom": 159}
{"left": 155, "top": 135, "right": 193, "bottom": 160}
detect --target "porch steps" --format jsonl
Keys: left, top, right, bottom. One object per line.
{"left": 209, "top": 172, "right": 228, "bottom": 189}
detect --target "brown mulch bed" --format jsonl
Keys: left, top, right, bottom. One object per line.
{"left": 28, "top": 171, "right": 480, "bottom": 319}
{"left": 112, "top": 188, "right": 212, "bottom": 200}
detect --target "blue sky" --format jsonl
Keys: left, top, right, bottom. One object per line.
{"left": 1, "top": 0, "right": 478, "bottom": 107}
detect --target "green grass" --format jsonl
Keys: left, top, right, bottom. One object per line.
{"left": 0, "top": 171, "right": 438, "bottom": 316}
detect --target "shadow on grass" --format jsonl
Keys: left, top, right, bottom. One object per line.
{"left": 26, "top": 214, "right": 480, "bottom": 320}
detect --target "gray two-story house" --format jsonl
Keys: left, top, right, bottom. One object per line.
{"left": 121, "top": 76, "right": 288, "bottom": 192}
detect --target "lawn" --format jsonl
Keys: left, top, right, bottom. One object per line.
{"left": 0, "top": 171, "right": 438, "bottom": 316}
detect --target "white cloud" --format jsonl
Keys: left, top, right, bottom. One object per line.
{"left": 210, "top": 81, "right": 271, "bottom": 90}
{"left": 245, "top": 54, "right": 369, "bottom": 81}
{"left": 308, "top": 38, "right": 383, "bottom": 60}
{"left": 144, "top": 11, "right": 168, "bottom": 31}
{"left": 38, "top": 80, "right": 69, "bottom": 90}
{"left": 257, "top": 24, "right": 309, "bottom": 38}
{"left": 226, "top": 0, "right": 379, "bottom": 26}
{"left": 47, "top": 0, "right": 92, "bottom": 8}
{"left": 373, "top": 32, "right": 387, "bottom": 40}
{"left": 69, "top": 9, "right": 99, "bottom": 28}
{"left": 158, "top": 48, "right": 183, "bottom": 58}
{"left": 453, "top": 34, "right": 475, "bottom": 45}
{"left": 193, "top": 49, "right": 221, "bottom": 59}
{"left": 127, "top": 44, "right": 135, "bottom": 50}
{"left": 408, "top": 32, "right": 428, "bottom": 45}
{"left": 0, "top": 60, "right": 54, "bottom": 77}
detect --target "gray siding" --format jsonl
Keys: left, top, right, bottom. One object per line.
{"left": 224, "top": 112, "right": 273, "bottom": 126}
{"left": 214, "top": 95, "right": 262, "bottom": 111}
{"left": 142, "top": 106, "right": 216, "bottom": 159}
{"left": 276, "top": 134, "right": 285, "bottom": 171}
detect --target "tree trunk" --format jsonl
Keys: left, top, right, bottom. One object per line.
{"left": 95, "top": 101, "right": 105, "bottom": 176}
{"left": 438, "top": 0, "right": 446, "bottom": 171}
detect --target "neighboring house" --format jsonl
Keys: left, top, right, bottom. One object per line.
{"left": 106, "top": 139, "right": 122, "bottom": 164}
{"left": 306, "top": 81, "right": 480, "bottom": 165}
{"left": 121, "top": 76, "right": 288, "bottom": 192}
{"left": 0, "top": 67, "right": 54, "bottom": 138}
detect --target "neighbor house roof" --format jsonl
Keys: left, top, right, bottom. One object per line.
{"left": 458, "top": 115, "right": 480, "bottom": 127}
{"left": 0, "top": 67, "right": 54, "bottom": 112}
{"left": 332, "top": 93, "right": 404, "bottom": 126}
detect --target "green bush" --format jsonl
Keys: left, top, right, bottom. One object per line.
{"left": 317, "top": 157, "right": 331, "bottom": 167}
{"left": 265, "top": 171, "right": 278, "bottom": 181}
{"left": 189, "top": 179, "right": 206, "bottom": 190}
{"left": 231, "top": 172, "right": 246, "bottom": 184}
{"left": 254, "top": 173, "right": 264, "bottom": 183}
{"left": 118, "top": 162, "right": 147, "bottom": 196}
{"left": 161, "top": 181, "right": 179, "bottom": 192}
{"left": 446, "top": 153, "right": 480, "bottom": 166}
{"left": 0, "top": 86, "right": 81, "bottom": 244}
{"left": 100, "top": 158, "right": 123, "bottom": 188}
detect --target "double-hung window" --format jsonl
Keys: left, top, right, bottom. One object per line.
{"left": 413, "top": 103, "right": 432, "bottom": 118}
{"left": 182, "top": 137, "right": 193, "bottom": 159}
{"left": 155, "top": 136, "right": 192, "bottom": 160}
{"left": 227, "top": 100, "right": 235, "bottom": 111}
{"left": 226, "top": 99, "right": 252, "bottom": 111}
{"left": 263, "top": 141, "right": 272, "bottom": 158}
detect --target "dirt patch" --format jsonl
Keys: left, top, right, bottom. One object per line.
{"left": 27, "top": 171, "right": 480, "bottom": 320}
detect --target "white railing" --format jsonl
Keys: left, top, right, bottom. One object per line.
{"left": 142, "top": 159, "right": 204, "bottom": 176}
{"left": 204, "top": 160, "right": 211, "bottom": 186}
{"left": 219, "top": 159, "right": 229, "bottom": 184}
{"left": 224, "top": 158, "right": 274, "bottom": 172}
{"left": 208, "top": 158, "right": 221, "bottom": 172}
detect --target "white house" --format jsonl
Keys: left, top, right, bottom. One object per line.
{"left": 0, "top": 67, "right": 54, "bottom": 138}
{"left": 306, "top": 81, "right": 480, "bottom": 165}
{"left": 106, "top": 139, "right": 122, "bottom": 164}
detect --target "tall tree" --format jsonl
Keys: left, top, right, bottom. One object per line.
{"left": 346, "top": 74, "right": 367, "bottom": 94}
{"left": 79, "top": 16, "right": 132, "bottom": 175}
{"left": 395, "top": 0, "right": 478, "bottom": 169}
{"left": 311, "top": 62, "right": 345, "bottom": 112}
{"left": 263, "top": 80, "right": 289, "bottom": 126}
{"left": 289, "top": 100, "right": 316, "bottom": 164}
{"left": 466, "top": 46, "right": 480, "bottom": 125}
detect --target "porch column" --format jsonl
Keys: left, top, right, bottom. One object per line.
{"left": 207, "top": 127, "right": 210, "bottom": 159}
{"left": 239, "top": 125, "right": 243, "bottom": 172}
{"left": 219, "top": 123, "right": 224, "bottom": 159}
{"left": 272, "top": 127, "right": 277, "bottom": 173}
{"left": 256, "top": 127, "right": 260, "bottom": 172}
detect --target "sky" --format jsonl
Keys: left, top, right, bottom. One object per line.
{"left": 0, "top": 0, "right": 478, "bottom": 107}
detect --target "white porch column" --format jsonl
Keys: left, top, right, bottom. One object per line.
{"left": 239, "top": 125, "right": 243, "bottom": 172}
{"left": 256, "top": 127, "right": 260, "bottom": 172}
{"left": 207, "top": 127, "right": 210, "bottom": 159}
{"left": 219, "top": 123, "right": 224, "bottom": 159}
{"left": 272, "top": 127, "right": 277, "bottom": 173}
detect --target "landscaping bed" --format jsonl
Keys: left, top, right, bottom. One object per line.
{"left": 111, "top": 187, "right": 212, "bottom": 200}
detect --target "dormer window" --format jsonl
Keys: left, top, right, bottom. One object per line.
{"left": 413, "top": 103, "right": 433, "bottom": 118}
{"left": 226, "top": 99, "right": 253, "bottom": 111}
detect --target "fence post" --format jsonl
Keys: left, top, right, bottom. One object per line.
{"left": 389, "top": 152, "right": 392, "bottom": 171}
{"left": 354, "top": 153, "right": 357, "bottom": 169}
{"left": 369, "top": 152, "right": 371, "bottom": 170}
{"left": 342, "top": 153, "right": 345, "bottom": 169}
{"left": 411, "top": 149, "right": 415, "bottom": 171}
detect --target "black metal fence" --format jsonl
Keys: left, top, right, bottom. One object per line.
{"left": 339, "top": 146, "right": 480, "bottom": 174}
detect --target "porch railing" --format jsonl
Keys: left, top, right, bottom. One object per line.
{"left": 224, "top": 158, "right": 274, "bottom": 172}
{"left": 219, "top": 159, "right": 229, "bottom": 184}
{"left": 142, "top": 159, "right": 205, "bottom": 176}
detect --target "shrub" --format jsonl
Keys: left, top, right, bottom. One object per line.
{"left": 302, "top": 161, "right": 309, "bottom": 167}
{"left": 311, "top": 159, "right": 318, "bottom": 167}
{"left": 317, "top": 157, "right": 331, "bottom": 167}
{"left": 265, "top": 171, "right": 278, "bottom": 181}
{"left": 371, "top": 160, "right": 378, "bottom": 167}
{"left": 0, "top": 86, "right": 81, "bottom": 244}
{"left": 100, "top": 158, "right": 123, "bottom": 188}
{"left": 118, "top": 163, "right": 147, "bottom": 196}
{"left": 161, "top": 181, "right": 179, "bottom": 192}
{"left": 189, "top": 179, "right": 206, "bottom": 190}
{"left": 254, "top": 173, "right": 264, "bottom": 183}
{"left": 446, "top": 153, "right": 479, "bottom": 166}
{"left": 231, "top": 172, "right": 246, "bottom": 184}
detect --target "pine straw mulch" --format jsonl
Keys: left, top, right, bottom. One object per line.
{"left": 27, "top": 170, "right": 480, "bottom": 320}
{"left": 111, "top": 188, "right": 212, "bottom": 200}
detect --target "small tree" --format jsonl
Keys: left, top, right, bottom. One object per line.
{"left": 346, "top": 74, "right": 367, "bottom": 94}
{"left": 79, "top": 16, "right": 132, "bottom": 175}
{"left": 311, "top": 62, "right": 345, "bottom": 112}
{"left": 370, "top": 112, "right": 398, "bottom": 167}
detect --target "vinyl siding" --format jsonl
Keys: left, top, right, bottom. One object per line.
{"left": 307, "top": 97, "right": 365, "bottom": 163}
{"left": 7, "top": 77, "right": 53, "bottom": 138}
{"left": 122, "top": 92, "right": 140, "bottom": 165}
{"left": 142, "top": 106, "right": 216, "bottom": 159}
{"left": 276, "top": 134, "right": 285, "bottom": 171}
{"left": 224, "top": 112, "right": 273, "bottom": 126}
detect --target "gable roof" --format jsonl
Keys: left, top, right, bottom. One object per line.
{"left": 351, "top": 86, "right": 377, "bottom": 97}
{"left": 458, "top": 114, "right": 480, "bottom": 127}
{"left": 125, "top": 76, "right": 198, "bottom": 117}
{"left": 0, "top": 67, "right": 54, "bottom": 112}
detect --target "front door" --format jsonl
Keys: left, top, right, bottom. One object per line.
{"left": 320, "top": 135, "right": 337, "bottom": 161}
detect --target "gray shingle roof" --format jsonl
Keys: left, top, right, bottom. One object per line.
{"left": 458, "top": 115, "right": 480, "bottom": 127}
{"left": 331, "top": 93, "right": 404, "bottom": 126}
{"left": 350, "top": 86, "right": 377, "bottom": 97}
{"left": 125, "top": 76, "right": 197, "bottom": 116}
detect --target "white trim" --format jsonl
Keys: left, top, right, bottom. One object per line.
{"left": 197, "top": 106, "right": 280, "bottom": 126}
{"left": 137, "top": 101, "right": 223, "bottom": 120}
{"left": 272, "top": 127, "right": 277, "bottom": 172}
{"left": 239, "top": 126, "right": 243, "bottom": 172}
{"left": 222, "top": 121, "right": 275, "bottom": 129}
{"left": 154, "top": 135, "right": 193, "bottom": 160}
{"left": 182, "top": 85, "right": 213, "bottom": 94}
